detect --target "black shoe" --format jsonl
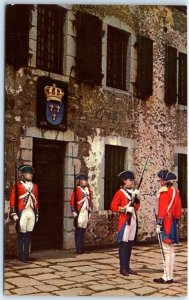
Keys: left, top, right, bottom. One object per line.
{"left": 153, "top": 278, "right": 169, "bottom": 284}
{"left": 128, "top": 268, "right": 138, "bottom": 275}
{"left": 76, "top": 249, "right": 83, "bottom": 254}
{"left": 120, "top": 269, "right": 129, "bottom": 276}
{"left": 166, "top": 279, "right": 174, "bottom": 284}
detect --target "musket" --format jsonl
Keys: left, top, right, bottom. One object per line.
{"left": 127, "top": 147, "right": 152, "bottom": 225}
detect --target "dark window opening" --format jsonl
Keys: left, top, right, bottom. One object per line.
{"left": 137, "top": 35, "right": 153, "bottom": 100}
{"left": 36, "top": 5, "right": 66, "bottom": 74}
{"left": 165, "top": 45, "right": 177, "bottom": 105}
{"left": 6, "top": 4, "right": 31, "bottom": 69}
{"left": 104, "top": 145, "right": 126, "bottom": 210}
{"left": 107, "top": 25, "right": 129, "bottom": 91}
{"left": 178, "top": 153, "right": 187, "bottom": 209}
{"left": 76, "top": 11, "right": 103, "bottom": 85}
{"left": 178, "top": 52, "right": 187, "bottom": 106}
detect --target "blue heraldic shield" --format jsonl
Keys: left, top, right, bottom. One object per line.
{"left": 46, "top": 100, "right": 64, "bottom": 125}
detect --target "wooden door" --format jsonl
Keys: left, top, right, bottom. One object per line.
{"left": 32, "top": 139, "right": 66, "bottom": 250}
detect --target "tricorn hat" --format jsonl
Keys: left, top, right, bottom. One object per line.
{"left": 157, "top": 169, "right": 177, "bottom": 181}
{"left": 18, "top": 165, "right": 34, "bottom": 174}
{"left": 118, "top": 171, "right": 135, "bottom": 180}
{"left": 75, "top": 173, "right": 88, "bottom": 180}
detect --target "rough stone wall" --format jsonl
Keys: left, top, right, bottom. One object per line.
{"left": 4, "top": 5, "right": 187, "bottom": 254}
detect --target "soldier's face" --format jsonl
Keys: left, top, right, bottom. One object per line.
{"left": 124, "top": 179, "right": 134, "bottom": 189}
{"left": 80, "top": 179, "right": 88, "bottom": 186}
{"left": 159, "top": 179, "right": 166, "bottom": 186}
{"left": 23, "top": 173, "right": 33, "bottom": 181}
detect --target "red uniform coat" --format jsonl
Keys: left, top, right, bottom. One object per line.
{"left": 70, "top": 186, "right": 92, "bottom": 213}
{"left": 10, "top": 182, "right": 39, "bottom": 214}
{"left": 110, "top": 189, "right": 140, "bottom": 231}
{"left": 158, "top": 186, "right": 182, "bottom": 243}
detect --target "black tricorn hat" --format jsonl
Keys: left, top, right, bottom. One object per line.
{"left": 157, "top": 169, "right": 177, "bottom": 181}
{"left": 75, "top": 173, "right": 88, "bottom": 180}
{"left": 118, "top": 171, "right": 135, "bottom": 180}
{"left": 18, "top": 165, "right": 34, "bottom": 174}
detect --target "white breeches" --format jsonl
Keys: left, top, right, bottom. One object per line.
{"left": 122, "top": 214, "right": 137, "bottom": 242}
{"left": 162, "top": 242, "right": 175, "bottom": 281}
{"left": 19, "top": 206, "right": 35, "bottom": 233}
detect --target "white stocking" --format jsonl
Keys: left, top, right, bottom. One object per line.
{"left": 169, "top": 243, "right": 175, "bottom": 280}
{"left": 162, "top": 242, "right": 172, "bottom": 281}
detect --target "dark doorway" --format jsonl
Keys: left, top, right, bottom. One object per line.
{"left": 32, "top": 138, "right": 66, "bottom": 251}
{"left": 104, "top": 145, "right": 127, "bottom": 210}
{"left": 178, "top": 153, "right": 187, "bottom": 208}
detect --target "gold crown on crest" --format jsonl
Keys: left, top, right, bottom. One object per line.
{"left": 44, "top": 83, "right": 64, "bottom": 102}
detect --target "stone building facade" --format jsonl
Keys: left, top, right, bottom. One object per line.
{"left": 5, "top": 5, "right": 187, "bottom": 254}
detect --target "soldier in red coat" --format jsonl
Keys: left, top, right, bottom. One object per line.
{"left": 9, "top": 165, "right": 39, "bottom": 262}
{"left": 110, "top": 171, "right": 140, "bottom": 276}
{"left": 70, "top": 173, "right": 92, "bottom": 254}
{"left": 154, "top": 170, "right": 182, "bottom": 284}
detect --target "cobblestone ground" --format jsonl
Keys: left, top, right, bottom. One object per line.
{"left": 4, "top": 242, "right": 187, "bottom": 296}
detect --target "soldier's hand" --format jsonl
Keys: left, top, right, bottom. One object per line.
{"left": 156, "top": 225, "right": 162, "bottom": 234}
{"left": 73, "top": 212, "right": 78, "bottom": 218}
{"left": 12, "top": 214, "right": 19, "bottom": 222}
{"left": 126, "top": 206, "right": 134, "bottom": 214}
{"left": 133, "top": 189, "right": 141, "bottom": 199}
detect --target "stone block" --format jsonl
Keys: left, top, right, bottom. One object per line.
{"left": 132, "top": 286, "right": 156, "bottom": 295}
{"left": 20, "top": 137, "right": 33, "bottom": 149}
{"left": 66, "top": 35, "right": 76, "bottom": 57}
{"left": 63, "top": 217, "right": 74, "bottom": 232}
{"left": 6, "top": 277, "right": 41, "bottom": 288}
{"left": 28, "top": 51, "right": 37, "bottom": 68}
{"left": 26, "top": 127, "right": 42, "bottom": 138}
{"left": 54, "top": 288, "right": 92, "bottom": 296}
{"left": 64, "top": 158, "right": 74, "bottom": 176}
{"left": 29, "top": 39, "right": 37, "bottom": 52}
{"left": 29, "top": 26, "right": 37, "bottom": 41}
{"left": 35, "top": 284, "right": 58, "bottom": 292}
{"left": 63, "top": 188, "right": 73, "bottom": 202}
{"left": 30, "top": 273, "right": 60, "bottom": 281}
{"left": 63, "top": 201, "right": 73, "bottom": 218}
{"left": 65, "top": 143, "right": 79, "bottom": 158}
{"left": 65, "top": 56, "right": 76, "bottom": 77}
{"left": 64, "top": 175, "right": 74, "bottom": 189}
{"left": 21, "top": 149, "right": 32, "bottom": 161}
{"left": 57, "top": 130, "right": 74, "bottom": 142}
{"left": 67, "top": 18, "right": 76, "bottom": 37}
{"left": 12, "top": 286, "right": 39, "bottom": 295}
{"left": 63, "top": 231, "right": 75, "bottom": 249}
{"left": 31, "top": 9, "right": 37, "bottom": 27}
